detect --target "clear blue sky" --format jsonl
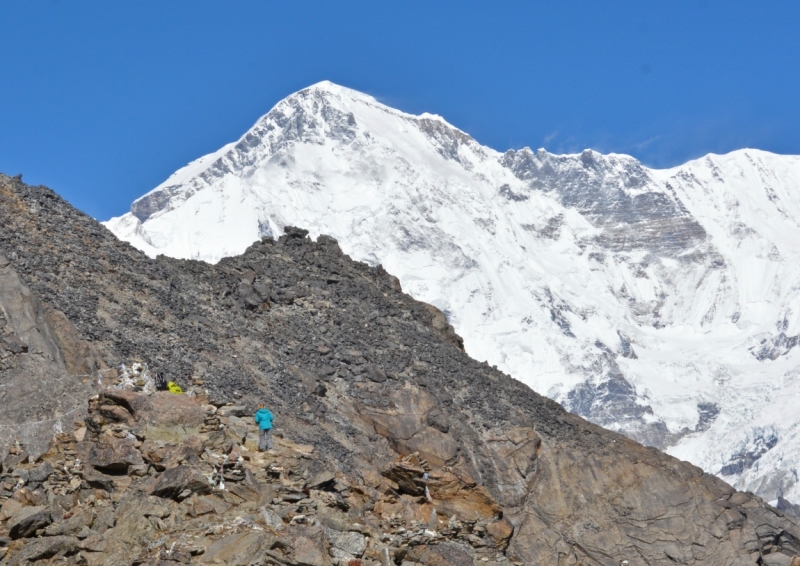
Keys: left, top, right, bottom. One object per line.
{"left": 1, "top": 1, "right": 798, "bottom": 219}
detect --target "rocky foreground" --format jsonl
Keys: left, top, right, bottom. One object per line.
{"left": 2, "top": 172, "right": 800, "bottom": 564}
{"left": 1, "top": 384, "right": 518, "bottom": 565}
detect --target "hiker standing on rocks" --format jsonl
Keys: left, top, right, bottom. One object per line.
{"left": 255, "top": 403, "right": 274, "bottom": 451}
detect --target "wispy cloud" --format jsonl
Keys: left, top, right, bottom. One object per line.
{"left": 543, "top": 130, "right": 559, "bottom": 145}
{"left": 633, "top": 135, "right": 661, "bottom": 151}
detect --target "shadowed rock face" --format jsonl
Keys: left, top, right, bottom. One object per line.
{"left": 501, "top": 148, "right": 708, "bottom": 255}
{"left": 2, "top": 173, "right": 800, "bottom": 564}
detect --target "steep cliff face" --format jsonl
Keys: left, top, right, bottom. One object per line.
{"left": 4, "top": 174, "right": 800, "bottom": 564}
{"left": 103, "top": 82, "right": 800, "bottom": 505}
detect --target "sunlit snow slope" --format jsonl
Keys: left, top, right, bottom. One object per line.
{"left": 105, "top": 81, "right": 800, "bottom": 504}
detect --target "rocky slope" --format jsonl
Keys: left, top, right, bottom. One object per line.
{"left": 4, "top": 174, "right": 800, "bottom": 564}
{"left": 103, "top": 82, "right": 800, "bottom": 505}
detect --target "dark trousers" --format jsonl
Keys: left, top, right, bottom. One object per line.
{"left": 259, "top": 428, "right": 273, "bottom": 451}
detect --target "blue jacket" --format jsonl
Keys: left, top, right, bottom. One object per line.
{"left": 254, "top": 408, "right": 274, "bottom": 430}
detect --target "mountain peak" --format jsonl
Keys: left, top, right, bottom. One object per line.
{"left": 303, "top": 79, "right": 372, "bottom": 98}
{"left": 284, "top": 80, "right": 391, "bottom": 116}
{"left": 121, "top": 82, "right": 478, "bottom": 227}
{"left": 105, "top": 86, "right": 800, "bottom": 506}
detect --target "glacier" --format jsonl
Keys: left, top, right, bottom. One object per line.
{"left": 105, "top": 81, "right": 800, "bottom": 504}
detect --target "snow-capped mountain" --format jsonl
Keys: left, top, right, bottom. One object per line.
{"left": 105, "top": 81, "right": 800, "bottom": 504}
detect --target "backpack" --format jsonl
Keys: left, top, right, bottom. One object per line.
{"left": 155, "top": 372, "right": 168, "bottom": 391}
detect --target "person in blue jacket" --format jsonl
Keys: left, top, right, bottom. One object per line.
{"left": 254, "top": 404, "right": 274, "bottom": 451}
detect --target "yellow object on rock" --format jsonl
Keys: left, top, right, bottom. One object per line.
{"left": 166, "top": 381, "right": 183, "bottom": 394}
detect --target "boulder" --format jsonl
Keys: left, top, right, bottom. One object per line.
{"left": 199, "top": 531, "right": 276, "bottom": 565}
{"left": 324, "top": 527, "right": 366, "bottom": 557}
{"left": 225, "top": 415, "right": 250, "bottom": 442}
{"left": 259, "top": 506, "right": 284, "bottom": 531}
{"left": 26, "top": 462, "right": 53, "bottom": 483}
{"left": 8, "top": 505, "right": 52, "bottom": 539}
{"left": 365, "top": 364, "right": 387, "bottom": 383}
{"left": 486, "top": 517, "right": 515, "bottom": 549}
{"left": 13, "top": 487, "right": 48, "bottom": 507}
{"left": 307, "top": 470, "right": 336, "bottom": 491}
{"left": 150, "top": 465, "right": 212, "bottom": 500}
{"left": 5, "top": 535, "right": 78, "bottom": 565}
{"left": 0, "top": 497, "right": 23, "bottom": 521}
{"left": 484, "top": 426, "right": 540, "bottom": 479}
{"left": 139, "top": 439, "right": 171, "bottom": 470}
{"left": 97, "top": 390, "right": 143, "bottom": 418}
{"left": 80, "top": 466, "right": 119, "bottom": 491}
{"left": 203, "top": 428, "right": 238, "bottom": 454}
{"left": 96, "top": 404, "right": 134, "bottom": 424}
{"left": 79, "top": 435, "right": 143, "bottom": 472}
{"left": 188, "top": 496, "right": 216, "bottom": 517}
{"left": 141, "top": 435, "right": 204, "bottom": 471}
{"left": 291, "top": 532, "right": 329, "bottom": 566}
{"left": 43, "top": 508, "right": 94, "bottom": 537}
{"left": 217, "top": 405, "right": 249, "bottom": 418}
{"left": 382, "top": 460, "right": 426, "bottom": 496}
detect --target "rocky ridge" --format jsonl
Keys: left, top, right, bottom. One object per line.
{"left": 3, "top": 173, "right": 800, "bottom": 564}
